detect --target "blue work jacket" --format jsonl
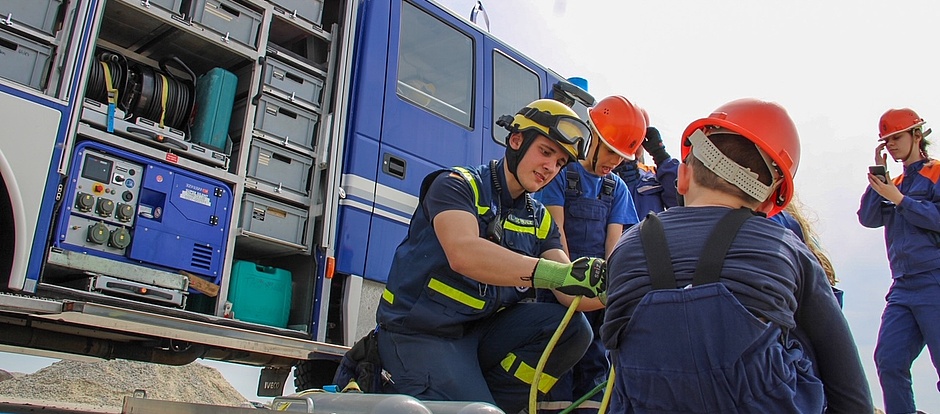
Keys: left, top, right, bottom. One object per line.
{"left": 858, "top": 159, "right": 940, "bottom": 278}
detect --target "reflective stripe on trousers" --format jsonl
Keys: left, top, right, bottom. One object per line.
{"left": 378, "top": 303, "right": 592, "bottom": 414}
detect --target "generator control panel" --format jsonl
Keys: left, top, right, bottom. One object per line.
{"left": 58, "top": 143, "right": 145, "bottom": 255}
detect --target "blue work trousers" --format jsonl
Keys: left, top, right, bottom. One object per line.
{"left": 377, "top": 302, "right": 592, "bottom": 414}
{"left": 875, "top": 270, "right": 940, "bottom": 414}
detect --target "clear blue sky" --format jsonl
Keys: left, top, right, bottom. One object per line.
{"left": 3, "top": 1, "right": 940, "bottom": 411}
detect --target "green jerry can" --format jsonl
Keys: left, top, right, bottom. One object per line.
{"left": 228, "top": 260, "right": 292, "bottom": 328}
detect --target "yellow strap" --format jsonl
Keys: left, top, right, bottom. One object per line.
{"left": 158, "top": 74, "right": 169, "bottom": 128}
{"left": 428, "top": 278, "right": 485, "bottom": 310}
{"left": 500, "top": 352, "right": 558, "bottom": 394}
{"left": 453, "top": 167, "right": 489, "bottom": 216}
{"left": 100, "top": 61, "right": 118, "bottom": 104}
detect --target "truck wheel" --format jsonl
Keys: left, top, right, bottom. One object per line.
{"left": 293, "top": 359, "right": 340, "bottom": 392}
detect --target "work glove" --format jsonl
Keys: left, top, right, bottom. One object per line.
{"left": 531, "top": 257, "right": 607, "bottom": 298}
{"left": 615, "top": 160, "right": 640, "bottom": 189}
{"left": 641, "top": 127, "right": 671, "bottom": 167}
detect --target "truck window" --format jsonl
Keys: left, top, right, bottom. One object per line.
{"left": 397, "top": 1, "right": 473, "bottom": 127}
{"left": 491, "top": 51, "right": 540, "bottom": 145}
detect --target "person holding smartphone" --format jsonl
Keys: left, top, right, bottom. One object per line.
{"left": 858, "top": 108, "right": 940, "bottom": 414}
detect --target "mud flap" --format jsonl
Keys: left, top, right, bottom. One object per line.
{"left": 259, "top": 366, "right": 291, "bottom": 397}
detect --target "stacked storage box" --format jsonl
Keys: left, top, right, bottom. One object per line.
{"left": 268, "top": 0, "right": 324, "bottom": 27}
{"left": 236, "top": 29, "right": 327, "bottom": 251}
{"left": 181, "top": 0, "right": 263, "bottom": 50}
{"left": 0, "top": 0, "right": 62, "bottom": 35}
{"left": 0, "top": 0, "right": 61, "bottom": 91}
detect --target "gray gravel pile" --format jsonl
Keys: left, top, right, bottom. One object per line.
{"left": 0, "top": 359, "right": 249, "bottom": 409}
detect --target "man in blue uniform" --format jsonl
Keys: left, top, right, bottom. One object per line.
{"left": 602, "top": 98, "right": 872, "bottom": 412}
{"left": 859, "top": 108, "right": 940, "bottom": 414}
{"left": 534, "top": 95, "right": 644, "bottom": 413}
{"left": 375, "top": 99, "right": 607, "bottom": 414}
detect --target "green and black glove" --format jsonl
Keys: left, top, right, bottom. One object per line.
{"left": 531, "top": 257, "right": 607, "bottom": 298}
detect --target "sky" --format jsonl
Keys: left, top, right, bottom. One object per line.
{"left": 2, "top": 0, "right": 940, "bottom": 411}
{"left": 444, "top": 0, "right": 940, "bottom": 411}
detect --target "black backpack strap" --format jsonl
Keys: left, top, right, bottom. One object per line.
{"left": 564, "top": 168, "right": 580, "bottom": 198}
{"left": 639, "top": 212, "right": 676, "bottom": 290}
{"left": 599, "top": 176, "right": 616, "bottom": 202}
{"left": 691, "top": 208, "right": 758, "bottom": 286}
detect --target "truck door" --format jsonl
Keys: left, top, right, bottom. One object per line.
{"left": 482, "top": 43, "right": 546, "bottom": 162}
{"left": 336, "top": 0, "right": 485, "bottom": 283}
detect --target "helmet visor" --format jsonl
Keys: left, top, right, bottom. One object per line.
{"left": 521, "top": 107, "right": 592, "bottom": 159}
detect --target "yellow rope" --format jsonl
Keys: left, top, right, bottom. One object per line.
{"left": 599, "top": 366, "right": 615, "bottom": 413}
{"left": 528, "top": 295, "right": 581, "bottom": 414}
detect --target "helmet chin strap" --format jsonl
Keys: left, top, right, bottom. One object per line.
{"left": 898, "top": 130, "right": 925, "bottom": 164}
{"left": 506, "top": 133, "right": 536, "bottom": 191}
{"left": 590, "top": 142, "right": 600, "bottom": 173}
{"left": 902, "top": 138, "right": 915, "bottom": 163}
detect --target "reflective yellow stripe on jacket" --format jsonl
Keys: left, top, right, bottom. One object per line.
{"left": 453, "top": 167, "right": 489, "bottom": 216}
{"left": 503, "top": 211, "right": 552, "bottom": 240}
{"left": 428, "top": 278, "right": 485, "bottom": 310}
{"left": 384, "top": 280, "right": 485, "bottom": 311}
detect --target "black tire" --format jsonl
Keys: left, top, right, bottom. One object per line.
{"left": 293, "top": 358, "right": 340, "bottom": 392}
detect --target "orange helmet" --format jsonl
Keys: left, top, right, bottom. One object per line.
{"left": 879, "top": 108, "right": 925, "bottom": 140}
{"left": 681, "top": 98, "right": 800, "bottom": 216}
{"left": 588, "top": 96, "right": 647, "bottom": 160}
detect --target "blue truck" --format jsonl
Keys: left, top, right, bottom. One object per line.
{"left": 0, "top": 0, "right": 592, "bottom": 398}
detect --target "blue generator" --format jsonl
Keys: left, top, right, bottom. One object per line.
{"left": 54, "top": 141, "right": 233, "bottom": 284}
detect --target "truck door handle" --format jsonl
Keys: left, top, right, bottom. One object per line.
{"left": 383, "top": 154, "right": 406, "bottom": 179}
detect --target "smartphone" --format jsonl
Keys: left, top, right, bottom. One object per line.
{"left": 869, "top": 165, "right": 887, "bottom": 183}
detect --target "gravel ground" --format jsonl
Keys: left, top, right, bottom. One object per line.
{"left": 0, "top": 359, "right": 250, "bottom": 410}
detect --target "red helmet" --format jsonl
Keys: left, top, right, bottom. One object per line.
{"left": 879, "top": 108, "right": 925, "bottom": 140}
{"left": 588, "top": 96, "right": 647, "bottom": 160}
{"left": 681, "top": 98, "right": 800, "bottom": 216}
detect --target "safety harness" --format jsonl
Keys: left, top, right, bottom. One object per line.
{"left": 564, "top": 169, "right": 615, "bottom": 203}
{"left": 641, "top": 208, "right": 757, "bottom": 289}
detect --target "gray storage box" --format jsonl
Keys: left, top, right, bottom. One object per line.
{"left": 263, "top": 57, "right": 324, "bottom": 109}
{"left": 183, "top": 0, "right": 262, "bottom": 49}
{"left": 244, "top": 138, "right": 313, "bottom": 203}
{"left": 0, "top": 0, "right": 62, "bottom": 35}
{"left": 269, "top": 0, "right": 323, "bottom": 26}
{"left": 0, "top": 27, "right": 51, "bottom": 90}
{"left": 142, "top": 0, "right": 184, "bottom": 14}
{"left": 240, "top": 193, "right": 308, "bottom": 246}
{"left": 238, "top": 94, "right": 319, "bottom": 151}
